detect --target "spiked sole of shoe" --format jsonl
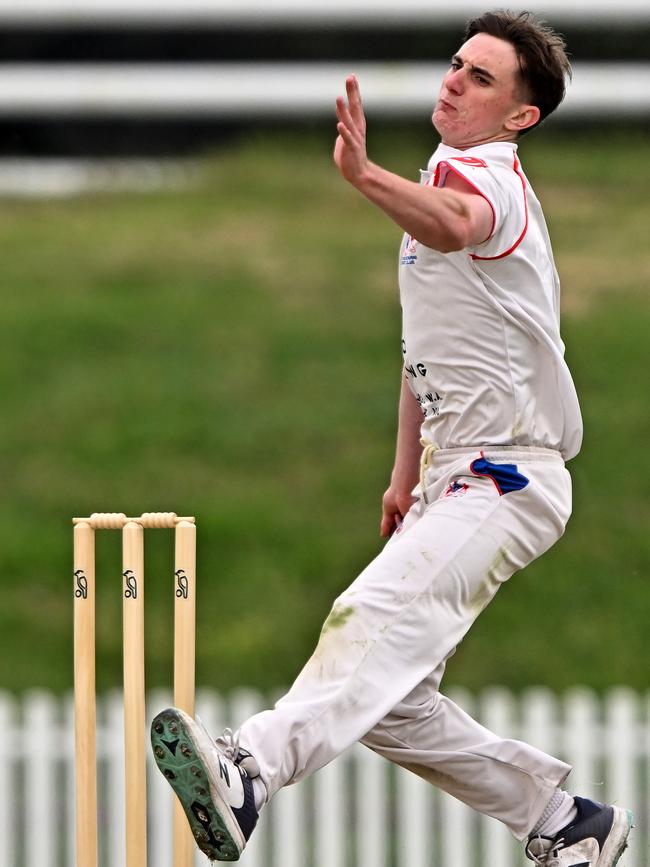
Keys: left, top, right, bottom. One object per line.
{"left": 151, "top": 708, "right": 241, "bottom": 862}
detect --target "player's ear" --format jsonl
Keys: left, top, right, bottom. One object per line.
{"left": 505, "top": 103, "right": 540, "bottom": 133}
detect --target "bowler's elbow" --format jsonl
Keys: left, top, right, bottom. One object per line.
{"left": 429, "top": 217, "right": 474, "bottom": 254}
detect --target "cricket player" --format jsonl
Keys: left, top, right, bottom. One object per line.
{"left": 152, "top": 11, "right": 633, "bottom": 865}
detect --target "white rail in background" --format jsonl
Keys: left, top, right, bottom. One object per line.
{"left": 0, "top": 0, "right": 648, "bottom": 26}
{"left": 0, "top": 62, "right": 648, "bottom": 118}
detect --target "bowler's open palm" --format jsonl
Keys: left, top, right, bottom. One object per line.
{"left": 334, "top": 75, "right": 369, "bottom": 185}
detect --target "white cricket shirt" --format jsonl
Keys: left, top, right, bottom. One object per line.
{"left": 399, "top": 141, "right": 583, "bottom": 460}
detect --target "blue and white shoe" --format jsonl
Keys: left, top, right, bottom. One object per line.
{"left": 151, "top": 707, "right": 259, "bottom": 861}
{"left": 525, "top": 796, "right": 633, "bottom": 866}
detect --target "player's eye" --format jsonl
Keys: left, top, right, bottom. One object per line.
{"left": 450, "top": 60, "right": 462, "bottom": 70}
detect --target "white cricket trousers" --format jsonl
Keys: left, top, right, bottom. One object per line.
{"left": 238, "top": 446, "right": 573, "bottom": 839}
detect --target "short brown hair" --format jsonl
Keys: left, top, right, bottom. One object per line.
{"left": 464, "top": 10, "right": 571, "bottom": 133}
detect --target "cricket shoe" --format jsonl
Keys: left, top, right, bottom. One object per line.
{"left": 151, "top": 707, "right": 259, "bottom": 861}
{"left": 525, "top": 796, "right": 633, "bottom": 866}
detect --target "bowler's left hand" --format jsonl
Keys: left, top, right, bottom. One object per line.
{"left": 334, "top": 75, "right": 370, "bottom": 185}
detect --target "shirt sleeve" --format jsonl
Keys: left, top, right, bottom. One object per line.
{"left": 431, "top": 154, "right": 528, "bottom": 260}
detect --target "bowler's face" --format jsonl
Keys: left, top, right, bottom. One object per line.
{"left": 432, "top": 33, "right": 527, "bottom": 148}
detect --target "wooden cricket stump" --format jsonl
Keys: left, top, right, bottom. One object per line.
{"left": 73, "top": 512, "right": 196, "bottom": 867}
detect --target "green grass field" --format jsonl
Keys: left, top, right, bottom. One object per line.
{"left": 1, "top": 125, "right": 648, "bottom": 695}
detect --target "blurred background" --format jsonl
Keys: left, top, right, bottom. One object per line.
{"left": 0, "top": 1, "right": 648, "bottom": 865}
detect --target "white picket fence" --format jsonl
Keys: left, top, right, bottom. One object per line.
{"left": 1, "top": 686, "right": 648, "bottom": 867}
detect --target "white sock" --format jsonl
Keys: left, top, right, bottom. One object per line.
{"left": 532, "top": 790, "right": 578, "bottom": 838}
{"left": 252, "top": 776, "right": 267, "bottom": 812}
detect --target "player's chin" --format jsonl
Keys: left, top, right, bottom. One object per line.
{"left": 431, "top": 109, "right": 447, "bottom": 134}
